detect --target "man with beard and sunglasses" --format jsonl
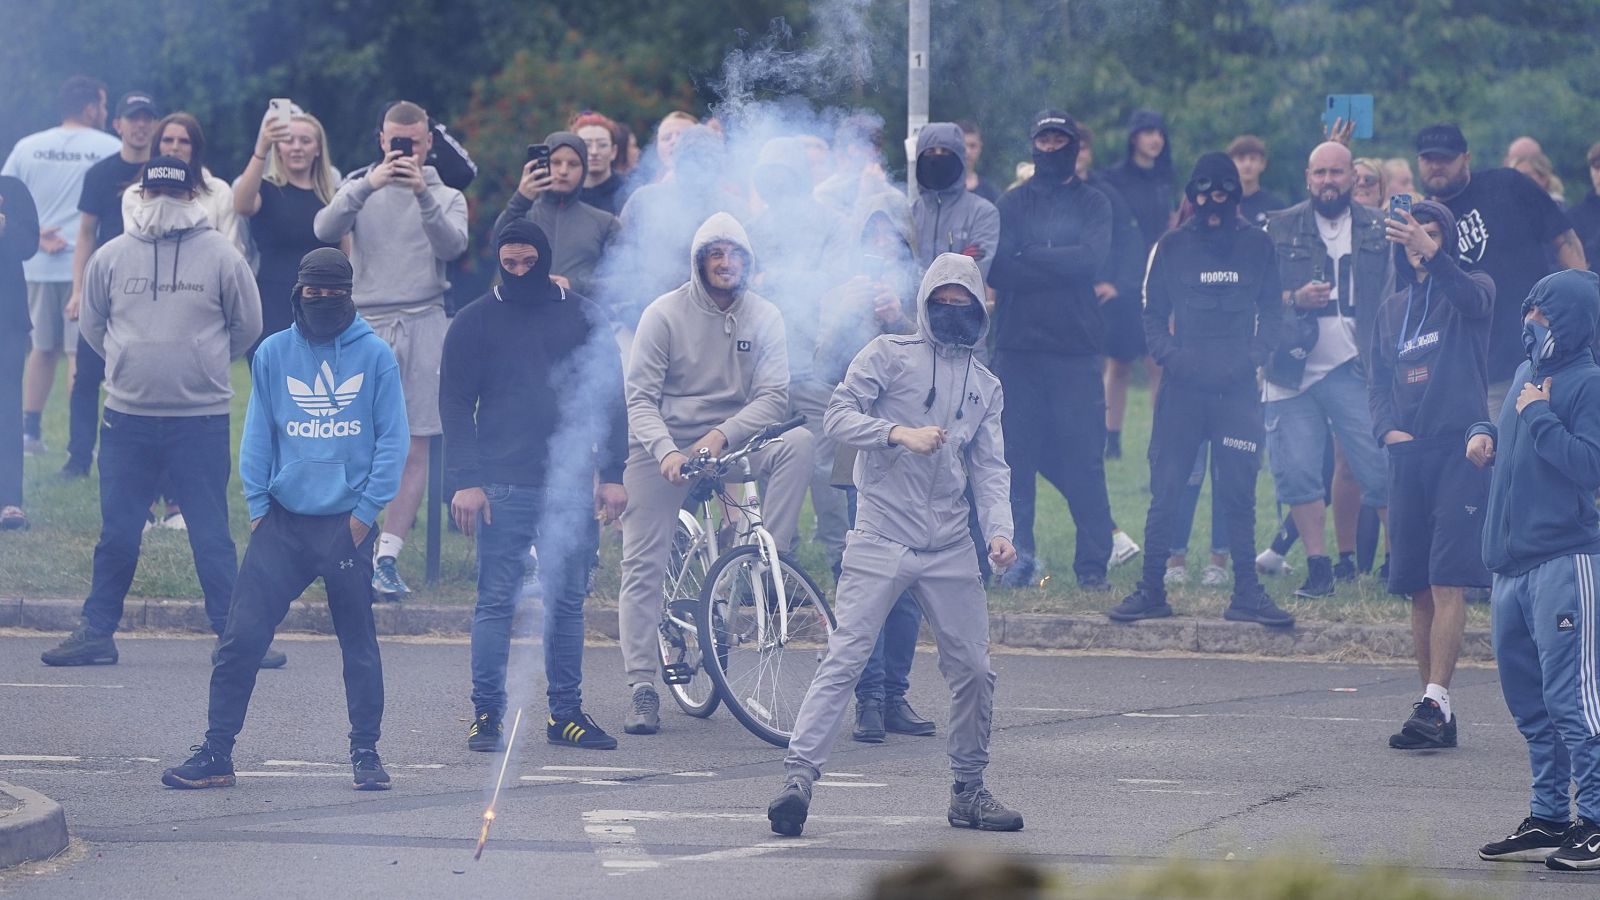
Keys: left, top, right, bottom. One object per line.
{"left": 1109, "top": 153, "right": 1292, "bottom": 627}
{"left": 1262, "top": 142, "right": 1393, "bottom": 599}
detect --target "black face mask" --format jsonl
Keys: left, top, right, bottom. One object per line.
{"left": 295, "top": 291, "right": 356, "bottom": 342}
{"left": 498, "top": 265, "right": 546, "bottom": 304}
{"left": 927, "top": 301, "right": 984, "bottom": 346}
{"left": 1032, "top": 139, "right": 1079, "bottom": 182}
{"left": 917, "top": 152, "right": 964, "bottom": 191}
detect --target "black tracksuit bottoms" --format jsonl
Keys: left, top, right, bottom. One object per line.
{"left": 206, "top": 503, "right": 383, "bottom": 754}
{"left": 1139, "top": 380, "right": 1265, "bottom": 595}
{"left": 996, "top": 350, "right": 1115, "bottom": 581}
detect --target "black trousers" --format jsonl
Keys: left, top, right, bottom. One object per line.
{"left": 67, "top": 333, "right": 103, "bottom": 470}
{"left": 0, "top": 329, "right": 26, "bottom": 508}
{"left": 206, "top": 503, "right": 383, "bottom": 754}
{"left": 1139, "top": 379, "right": 1264, "bottom": 595}
{"left": 995, "top": 350, "right": 1115, "bottom": 581}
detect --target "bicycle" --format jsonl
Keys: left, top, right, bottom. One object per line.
{"left": 675, "top": 416, "right": 836, "bottom": 747}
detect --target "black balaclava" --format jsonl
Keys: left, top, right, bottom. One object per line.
{"left": 917, "top": 151, "right": 964, "bottom": 191}
{"left": 928, "top": 297, "right": 984, "bottom": 346}
{"left": 1030, "top": 109, "right": 1080, "bottom": 183}
{"left": 292, "top": 248, "right": 356, "bottom": 342}
{"left": 1185, "top": 152, "right": 1243, "bottom": 232}
{"left": 495, "top": 219, "right": 558, "bottom": 304}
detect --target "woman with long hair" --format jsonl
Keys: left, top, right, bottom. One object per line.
{"left": 232, "top": 104, "right": 340, "bottom": 343}
{"left": 120, "top": 112, "right": 239, "bottom": 247}
{"left": 1352, "top": 157, "right": 1387, "bottom": 210}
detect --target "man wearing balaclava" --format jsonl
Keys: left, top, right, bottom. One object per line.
{"left": 989, "top": 110, "right": 1116, "bottom": 591}
{"left": 440, "top": 219, "right": 628, "bottom": 754}
{"left": 910, "top": 123, "right": 999, "bottom": 280}
{"left": 768, "top": 252, "right": 1021, "bottom": 838}
{"left": 1108, "top": 152, "right": 1294, "bottom": 629}
{"left": 159, "top": 246, "right": 407, "bottom": 793}
{"left": 1262, "top": 141, "right": 1394, "bottom": 599}
{"left": 44, "top": 156, "right": 261, "bottom": 669}
{"left": 1470, "top": 269, "right": 1600, "bottom": 871}
{"left": 492, "top": 131, "right": 620, "bottom": 299}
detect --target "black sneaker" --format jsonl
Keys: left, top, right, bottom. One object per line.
{"left": 948, "top": 781, "right": 1024, "bottom": 832}
{"left": 1389, "top": 709, "right": 1458, "bottom": 749}
{"left": 161, "top": 742, "right": 236, "bottom": 789}
{"left": 467, "top": 711, "right": 503, "bottom": 752}
{"left": 1078, "top": 575, "right": 1113, "bottom": 593}
{"left": 59, "top": 459, "right": 91, "bottom": 479}
{"left": 1332, "top": 555, "right": 1357, "bottom": 582}
{"left": 211, "top": 639, "right": 287, "bottom": 670}
{"left": 998, "top": 557, "right": 1037, "bottom": 589}
{"left": 547, "top": 712, "right": 618, "bottom": 750}
{"left": 852, "top": 700, "right": 885, "bottom": 743}
{"left": 768, "top": 776, "right": 812, "bottom": 837}
{"left": 624, "top": 684, "right": 661, "bottom": 735}
{"left": 1295, "top": 555, "right": 1335, "bottom": 598}
{"left": 883, "top": 696, "right": 936, "bottom": 736}
{"left": 1107, "top": 588, "right": 1173, "bottom": 623}
{"left": 1547, "top": 818, "right": 1600, "bottom": 870}
{"left": 1479, "top": 816, "right": 1568, "bottom": 862}
{"left": 1224, "top": 587, "right": 1296, "bottom": 628}
{"left": 1400, "top": 698, "right": 1448, "bottom": 744}
{"left": 41, "top": 626, "right": 118, "bottom": 666}
{"left": 351, "top": 748, "right": 391, "bottom": 791}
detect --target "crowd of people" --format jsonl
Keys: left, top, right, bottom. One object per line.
{"left": 5, "top": 73, "right": 1600, "bottom": 871}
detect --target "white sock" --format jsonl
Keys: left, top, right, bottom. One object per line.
{"left": 1425, "top": 683, "right": 1451, "bottom": 722}
{"left": 376, "top": 532, "right": 404, "bottom": 561}
{"left": 528, "top": 544, "right": 539, "bottom": 561}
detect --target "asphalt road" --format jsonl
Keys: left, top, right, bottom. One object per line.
{"left": 0, "top": 631, "right": 1593, "bottom": 899}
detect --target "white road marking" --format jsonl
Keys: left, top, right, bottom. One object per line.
{"left": 815, "top": 781, "right": 888, "bottom": 788}
{"left": 1131, "top": 789, "right": 1221, "bottom": 795}
{"left": 519, "top": 775, "right": 570, "bottom": 782}
{"left": 0, "top": 755, "right": 80, "bottom": 762}
{"left": 264, "top": 760, "right": 338, "bottom": 767}
{"left": 236, "top": 772, "right": 348, "bottom": 778}
{"left": 580, "top": 780, "right": 624, "bottom": 786}
{"left": 670, "top": 771, "right": 716, "bottom": 777}
{"left": 542, "top": 765, "right": 652, "bottom": 774}
{"left": 1118, "top": 778, "right": 1182, "bottom": 785}
{"left": 825, "top": 772, "right": 865, "bottom": 778}
{"left": 0, "top": 682, "right": 125, "bottom": 689}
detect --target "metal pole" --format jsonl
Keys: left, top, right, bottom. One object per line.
{"left": 427, "top": 433, "right": 442, "bottom": 584}
{"left": 907, "top": 0, "right": 930, "bottom": 190}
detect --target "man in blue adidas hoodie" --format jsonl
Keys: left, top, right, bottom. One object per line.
{"left": 161, "top": 248, "right": 409, "bottom": 793}
{"left": 1471, "top": 269, "right": 1600, "bottom": 870}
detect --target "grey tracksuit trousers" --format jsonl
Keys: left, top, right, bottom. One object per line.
{"left": 785, "top": 529, "right": 995, "bottom": 783}
{"left": 617, "top": 434, "right": 815, "bottom": 686}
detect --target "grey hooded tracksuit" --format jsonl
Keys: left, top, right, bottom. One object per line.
{"left": 617, "top": 213, "right": 815, "bottom": 687}
{"left": 784, "top": 253, "right": 1013, "bottom": 786}
{"left": 911, "top": 124, "right": 1000, "bottom": 280}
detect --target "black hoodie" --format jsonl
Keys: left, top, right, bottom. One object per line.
{"left": 439, "top": 219, "right": 626, "bottom": 491}
{"left": 1102, "top": 109, "right": 1175, "bottom": 252}
{"left": 0, "top": 176, "right": 40, "bottom": 335}
{"left": 1368, "top": 200, "right": 1495, "bottom": 442}
{"left": 990, "top": 170, "right": 1113, "bottom": 356}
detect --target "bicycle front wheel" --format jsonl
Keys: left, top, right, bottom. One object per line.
{"left": 697, "top": 545, "right": 835, "bottom": 747}
{"left": 659, "top": 510, "right": 718, "bottom": 717}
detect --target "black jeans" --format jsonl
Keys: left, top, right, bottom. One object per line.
{"left": 0, "top": 329, "right": 26, "bottom": 508}
{"left": 67, "top": 333, "right": 103, "bottom": 470}
{"left": 1138, "top": 380, "right": 1265, "bottom": 596}
{"left": 207, "top": 503, "right": 382, "bottom": 753}
{"left": 995, "top": 350, "right": 1115, "bottom": 582}
{"left": 80, "top": 410, "right": 237, "bottom": 635}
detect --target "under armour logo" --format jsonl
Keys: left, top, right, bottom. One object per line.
{"left": 1465, "top": 506, "right": 1478, "bottom": 515}
{"left": 339, "top": 559, "right": 354, "bottom": 570}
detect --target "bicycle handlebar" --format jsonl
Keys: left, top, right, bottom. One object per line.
{"left": 680, "top": 416, "right": 808, "bottom": 481}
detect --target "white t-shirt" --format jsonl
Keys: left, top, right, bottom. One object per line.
{"left": 1265, "top": 210, "right": 1360, "bottom": 401}
{"left": 1, "top": 125, "right": 122, "bottom": 282}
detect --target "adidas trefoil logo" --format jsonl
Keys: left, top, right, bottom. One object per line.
{"left": 285, "top": 361, "right": 364, "bottom": 438}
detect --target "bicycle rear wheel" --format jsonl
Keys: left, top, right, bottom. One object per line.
{"left": 697, "top": 545, "right": 835, "bottom": 747}
{"left": 659, "top": 510, "right": 719, "bottom": 717}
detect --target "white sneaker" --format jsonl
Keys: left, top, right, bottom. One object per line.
{"left": 22, "top": 436, "right": 46, "bottom": 457}
{"left": 1201, "top": 564, "right": 1230, "bottom": 586}
{"left": 1255, "top": 548, "right": 1291, "bottom": 575}
{"left": 1110, "top": 531, "right": 1142, "bottom": 567}
{"left": 1163, "top": 565, "right": 1188, "bottom": 586}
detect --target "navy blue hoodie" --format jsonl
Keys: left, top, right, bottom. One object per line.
{"left": 1473, "top": 268, "right": 1600, "bottom": 576}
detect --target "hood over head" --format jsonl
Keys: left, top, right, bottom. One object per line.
{"left": 915, "top": 122, "right": 968, "bottom": 195}
{"left": 753, "top": 136, "right": 814, "bottom": 206}
{"left": 1394, "top": 199, "right": 1458, "bottom": 280}
{"left": 688, "top": 212, "right": 756, "bottom": 313}
{"left": 543, "top": 130, "right": 589, "bottom": 197}
{"left": 1124, "top": 108, "right": 1173, "bottom": 175}
{"left": 494, "top": 218, "right": 560, "bottom": 304}
{"left": 1522, "top": 268, "right": 1600, "bottom": 372}
{"left": 916, "top": 252, "right": 989, "bottom": 351}
{"left": 291, "top": 248, "right": 358, "bottom": 343}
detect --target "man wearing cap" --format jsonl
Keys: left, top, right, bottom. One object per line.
{"left": 1416, "top": 123, "right": 1586, "bottom": 400}
{"left": 61, "top": 91, "right": 160, "bottom": 479}
{"left": 988, "top": 110, "right": 1116, "bottom": 590}
{"left": 162, "top": 247, "right": 408, "bottom": 792}
{"left": 1109, "top": 153, "right": 1294, "bottom": 628}
{"left": 42, "top": 157, "right": 262, "bottom": 667}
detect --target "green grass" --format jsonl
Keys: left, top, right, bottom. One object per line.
{"left": 0, "top": 359, "right": 1486, "bottom": 627}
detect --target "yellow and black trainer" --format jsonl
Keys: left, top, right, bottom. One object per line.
{"left": 547, "top": 712, "right": 618, "bottom": 750}
{"left": 467, "top": 711, "right": 503, "bottom": 753}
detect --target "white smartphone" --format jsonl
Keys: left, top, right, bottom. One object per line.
{"left": 269, "top": 98, "right": 293, "bottom": 128}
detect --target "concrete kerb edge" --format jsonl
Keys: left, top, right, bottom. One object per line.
{"left": 7, "top": 597, "right": 1492, "bottom": 661}
{"left": 0, "top": 781, "right": 69, "bottom": 870}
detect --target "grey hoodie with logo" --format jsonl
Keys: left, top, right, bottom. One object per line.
{"left": 626, "top": 212, "right": 790, "bottom": 462}
{"left": 911, "top": 124, "right": 1000, "bottom": 281}
{"left": 825, "top": 252, "right": 1013, "bottom": 552}
{"left": 80, "top": 218, "right": 262, "bottom": 416}
{"left": 313, "top": 164, "right": 468, "bottom": 313}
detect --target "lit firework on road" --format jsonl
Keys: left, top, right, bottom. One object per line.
{"left": 473, "top": 707, "right": 524, "bottom": 861}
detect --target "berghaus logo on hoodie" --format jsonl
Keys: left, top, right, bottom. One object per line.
{"left": 286, "top": 361, "right": 363, "bottom": 438}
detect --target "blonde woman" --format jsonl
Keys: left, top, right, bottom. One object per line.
{"left": 233, "top": 105, "right": 340, "bottom": 344}
{"left": 1352, "top": 157, "right": 1386, "bottom": 209}
{"left": 1510, "top": 152, "right": 1566, "bottom": 207}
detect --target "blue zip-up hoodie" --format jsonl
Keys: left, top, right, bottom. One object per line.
{"left": 1471, "top": 268, "right": 1600, "bottom": 576}
{"left": 241, "top": 315, "right": 409, "bottom": 525}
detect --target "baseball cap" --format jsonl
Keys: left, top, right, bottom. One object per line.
{"left": 115, "top": 91, "right": 158, "bottom": 119}
{"left": 1416, "top": 123, "right": 1468, "bottom": 159}
{"left": 1030, "top": 109, "right": 1078, "bottom": 140}
{"left": 141, "top": 156, "right": 193, "bottom": 191}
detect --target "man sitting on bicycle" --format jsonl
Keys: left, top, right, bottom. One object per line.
{"left": 619, "top": 212, "right": 816, "bottom": 736}
{"left": 767, "top": 252, "right": 1022, "bottom": 837}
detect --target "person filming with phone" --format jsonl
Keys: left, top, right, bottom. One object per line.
{"left": 314, "top": 100, "right": 468, "bottom": 602}
{"left": 493, "top": 131, "right": 618, "bottom": 299}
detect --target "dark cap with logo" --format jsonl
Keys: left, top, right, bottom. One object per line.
{"left": 1416, "top": 123, "right": 1468, "bottom": 159}
{"left": 140, "top": 156, "right": 194, "bottom": 191}
{"left": 1030, "top": 109, "right": 1079, "bottom": 141}
{"left": 115, "top": 91, "right": 158, "bottom": 119}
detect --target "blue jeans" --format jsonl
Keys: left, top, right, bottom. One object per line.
{"left": 1265, "top": 360, "right": 1388, "bottom": 508}
{"left": 470, "top": 482, "right": 595, "bottom": 720}
{"left": 81, "top": 410, "right": 236, "bottom": 635}
{"left": 1171, "top": 442, "right": 1227, "bottom": 558}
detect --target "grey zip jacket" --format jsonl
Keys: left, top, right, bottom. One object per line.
{"left": 825, "top": 252, "right": 1013, "bottom": 552}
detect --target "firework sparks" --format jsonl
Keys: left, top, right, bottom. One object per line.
{"left": 473, "top": 707, "right": 524, "bottom": 861}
